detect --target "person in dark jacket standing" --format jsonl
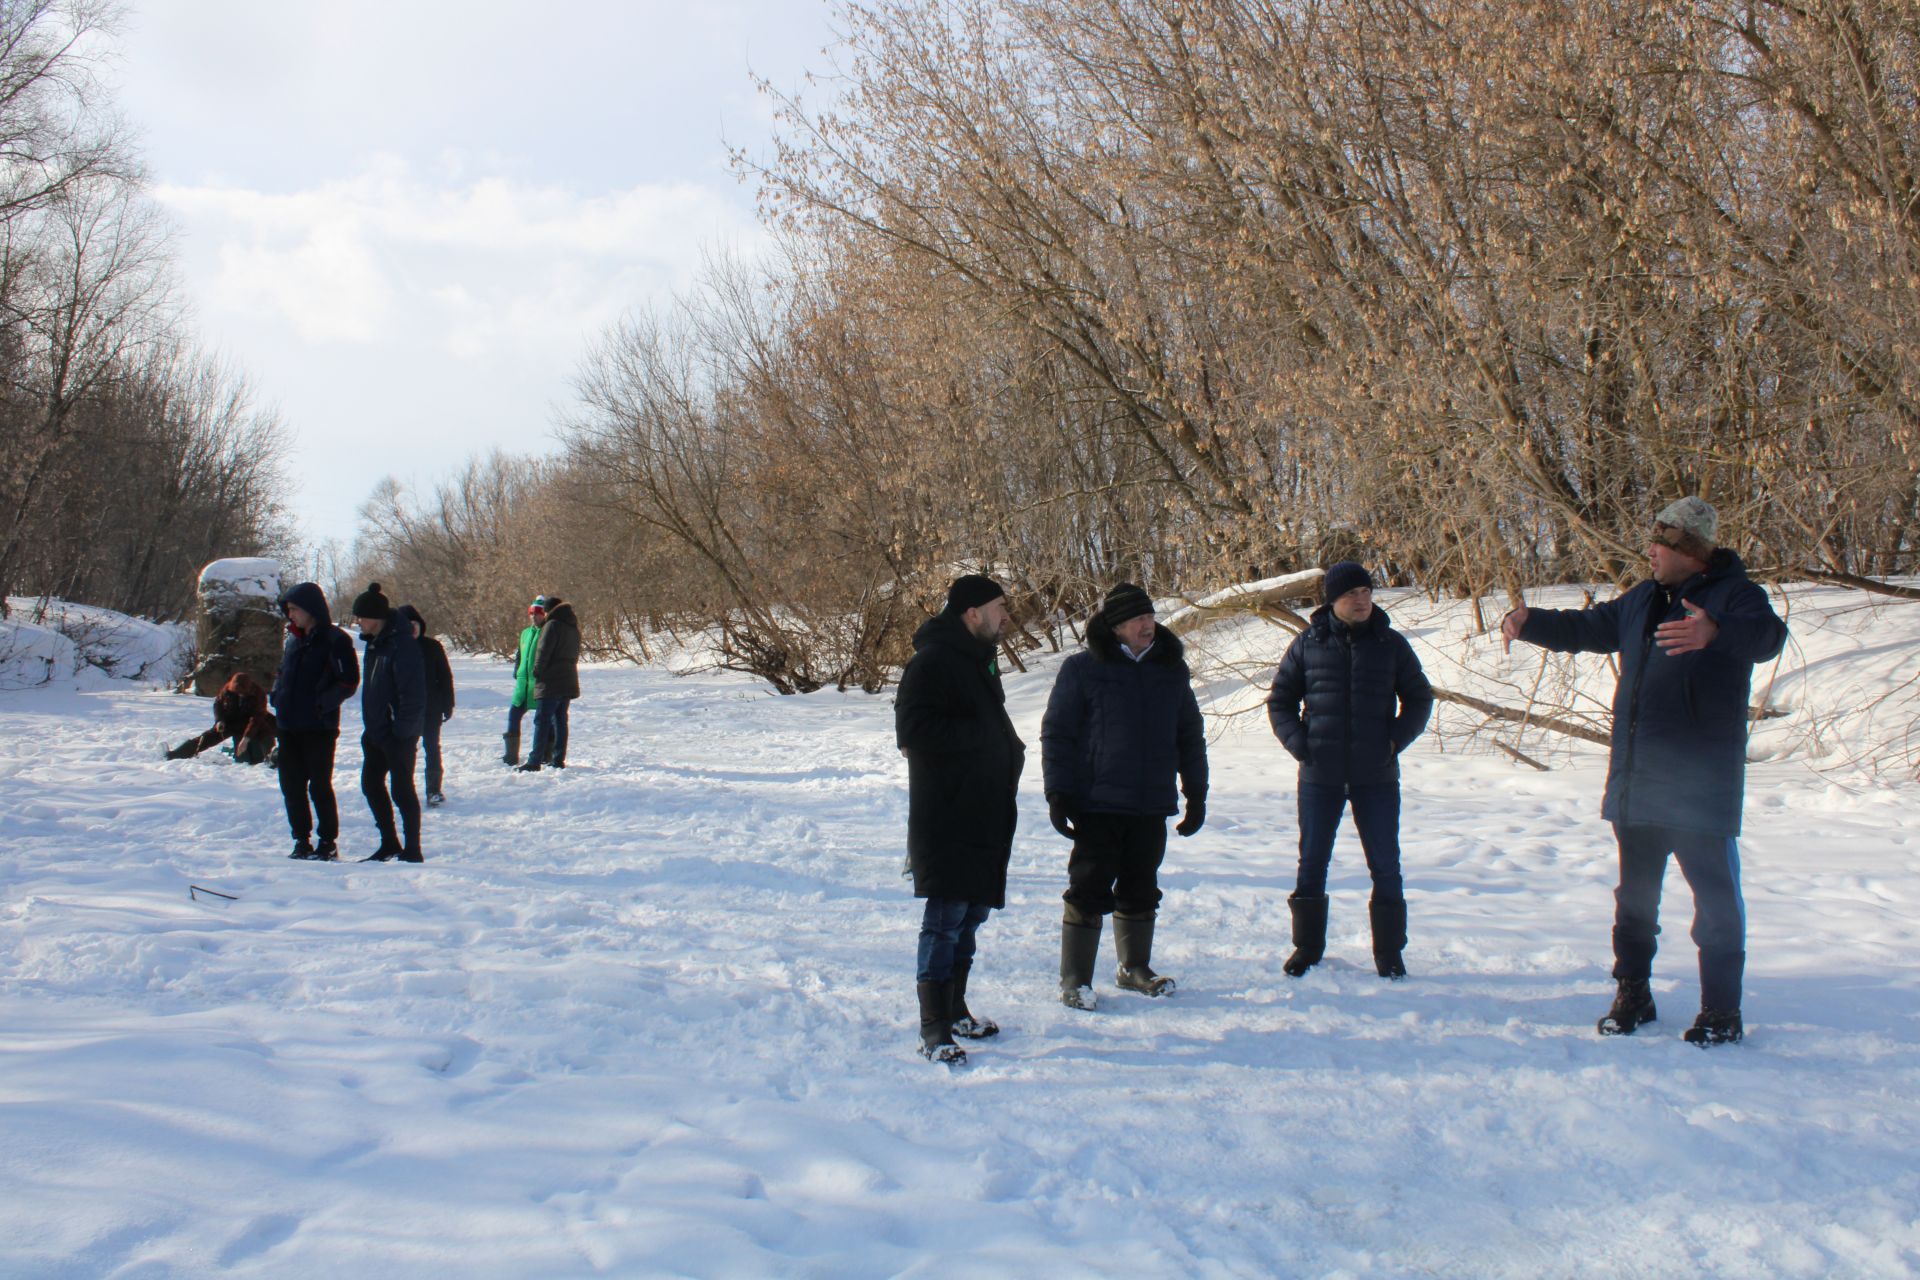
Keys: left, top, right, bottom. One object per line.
{"left": 168, "top": 670, "right": 277, "bottom": 765}
{"left": 503, "top": 597, "right": 545, "bottom": 765}
{"left": 271, "top": 582, "right": 359, "bottom": 860}
{"left": 396, "top": 604, "right": 455, "bottom": 806}
{"left": 1042, "top": 583, "right": 1208, "bottom": 1010}
{"left": 1501, "top": 497, "right": 1787, "bottom": 1046}
{"left": 352, "top": 584, "right": 428, "bottom": 862}
{"left": 519, "top": 594, "right": 580, "bottom": 772}
{"left": 1267, "top": 562, "right": 1434, "bottom": 979}
{"left": 896, "top": 574, "right": 1026, "bottom": 1064}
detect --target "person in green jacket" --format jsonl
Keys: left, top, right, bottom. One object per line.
{"left": 503, "top": 597, "right": 545, "bottom": 765}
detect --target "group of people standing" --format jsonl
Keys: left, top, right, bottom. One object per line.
{"left": 503, "top": 594, "right": 581, "bottom": 772}
{"left": 898, "top": 495, "right": 1787, "bottom": 1064}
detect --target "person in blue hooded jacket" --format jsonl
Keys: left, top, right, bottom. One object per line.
{"left": 1502, "top": 497, "right": 1787, "bottom": 1047}
{"left": 271, "top": 582, "right": 360, "bottom": 860}
{"left": 1267, "top": 562, "right": 1434, "bottom": 980}
{"left": 350, "top": 583, "right": 428, "bottom": 862}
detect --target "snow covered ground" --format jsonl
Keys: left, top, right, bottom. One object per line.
{"left": 2, "top": 587, "right": 1918, "bottom": 1278}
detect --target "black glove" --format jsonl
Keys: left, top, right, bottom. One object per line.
{"left": 1048, "top": 794, "right": 1078, "bottom": 840}
{"left": 1175, "top": 798, "right": 1206, "bottom": 837}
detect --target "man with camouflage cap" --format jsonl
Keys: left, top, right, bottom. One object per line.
{"left": 1501, "top": 497, "right": 1787, "bottom": 1046}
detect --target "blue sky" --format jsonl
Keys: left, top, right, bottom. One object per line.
{"left": 108, "top": 1, "right": 842, "bottom": 550}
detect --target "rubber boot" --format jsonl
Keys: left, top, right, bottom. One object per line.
{"left": 1370, "top": 896, "right": 1408, "bottom": 979}
{"left": 502, "top": 731, "right": 520, "bottom": 766}
{"left": 1060, "top": 908, "right": 1102, "bottom": 1010}
{"left": 950, "top": 961, "right": 998, "bottom": 1038}
{"left": 1114, "top": 913, "right": 1176, "bottom": 996}
{"left": 916, "top": 980, "right": 965, "bottom": 1063}
{"left": 1283, "top": 895, "right": 1329, "bottom": 977}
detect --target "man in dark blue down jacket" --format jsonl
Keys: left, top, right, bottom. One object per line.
{"left": 896, "top": 574, "right": 1026, "bottom": 1065}
{"left": 1267, "top": 562, "right": 1434, "bottom": 980}
{"left": 1502, "top": 497, "right": 1787, "bottom": 1046}
{"left": 350, "top": 583, "right": 428, "bottom": 862}
{"left": 272, "top": 582, "right": 359, "bottom": 860}
{"left": 1042, "top": 583, "right": 1207, "bottom": 1010}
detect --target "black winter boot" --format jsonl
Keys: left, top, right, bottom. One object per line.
{"left": 1683, "top": 1007, "right": 1743, "bottom": 1047}
{"left": 950, "top": 962, "right": 998, "bottom": 1038}
{"left": 1370, "top": 897, "right": 1408, "bottom": 979}
{"left": 313, "top": 837, "right": 339, "bottom": 861}
{"left": 1284, "top": 895, "right": 1329, "bottom": 977}
{"left": 288, "top": 836, "right": 317, "bottom": 859}
{"left": 1597, "top": 977, "right": 1657, "bottom": 1035}
{"left": 916, "top": 980, "right": 965, "bottom": 1063}
{"left": 1060, "top": 909, "right": 1102, "bottom": 1010}
{"left": 360, "top": 827, "right": 403, "bottom": 862}
{"left": 1114, "top": 913, "right": 1176, "bottom": 996}
{"left": 502, "top": 731, "right": 520, "bottom": 766}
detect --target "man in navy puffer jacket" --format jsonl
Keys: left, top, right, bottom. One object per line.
{"left": 1502, "top": 496, "right": 1786, "bottom": 1047}
{"left": 1042, "top": 583, "right": 1208, "bottom": 1010}
{"left": 1267, "top": 562, "right": 1433, "bottom": 979}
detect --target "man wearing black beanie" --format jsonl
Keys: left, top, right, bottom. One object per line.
{"left": 896, "top": 573, "right": 1026, "bottom": 1064}
{"left": 1267, "top": 562, "right": 1433, "bottom": 979}
{"left": 352, "top": 583, "right": 428, "bottom": 862}
{"left": 1042, "top": 582, "right": 1208, "bottom": 1010}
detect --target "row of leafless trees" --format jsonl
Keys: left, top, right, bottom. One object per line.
{"left": 0, "top": 0, "right": 293, "bottom": 621}
{"left": 353, "top": 0, "right": 1920, "bottom": 691}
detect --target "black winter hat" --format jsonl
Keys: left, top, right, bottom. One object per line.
{"left": 1100, "top": 582, "right": 1154, "bottom": 629}
{"left": 1322, "top": 561, "right": 1373, "bottom": 604}
{"left": 944, "top": 574, "right": 1006, "bottom": 615}
{"left": 350, "top": 582, "right": 392, "bottom": 620}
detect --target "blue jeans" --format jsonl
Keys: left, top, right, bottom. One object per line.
{"left": 528, "top": 696, "right": 570, "bottom": 765}
{"left": 916, "top": 897, "right": 991, "bottom": 983}
{"left": 505, "top": 702, "right": 528, "bottom": 736}
{"left": 1295, "top": 780, "right": 1403, "bottom": 901}
{"left": 1612, "top": 823, "right": 1746, "bottom": 1010}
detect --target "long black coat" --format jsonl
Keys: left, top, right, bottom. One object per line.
{"left": 1041, "top": 618, "right": 1207, "bottom": 816}
{"left": 896, "top": 611, "right": 1027, "bottom": 907}
{"left": 395, "top": 605, "right": 455, "bottom": 718}
{"left": 1518, "top": 550, "right": 1786, "bottom": 836}
{"left": 532, "top": 602, "right": 582, "bottom": 701}
{"left": 270, "top": 582, "right": 359, "bottom": 734}
{"left": 1267, "top": 605, "right": 1433, "bottom": 786}
{"left": 360, "top": 620, "right": 427, "bottom": 747}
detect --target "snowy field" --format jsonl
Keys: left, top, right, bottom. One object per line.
{"left": 2, "top": 587, "right": 1918, "bottom": 1278}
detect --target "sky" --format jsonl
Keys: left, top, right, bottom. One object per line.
{"left": 107, "top": 1, "right": 845, "bottom": 552}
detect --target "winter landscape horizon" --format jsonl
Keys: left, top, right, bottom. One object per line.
{"left": 2, "top": 579, "right": 1917, "bottom": 1278}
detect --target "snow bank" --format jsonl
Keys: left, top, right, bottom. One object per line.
{"left": 2, "top": 596, "right": 191, "bottom": 690}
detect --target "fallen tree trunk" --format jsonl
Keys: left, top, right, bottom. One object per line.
{"left": 1800, "top": 569, "right": 1920, "bottom": 601}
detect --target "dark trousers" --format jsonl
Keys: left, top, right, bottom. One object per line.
{"left": 916, "top": 897, "right": 991, "bottom": 983}
{"left": 361, "top": 736, "right": 422, "bottom": 850}
{"left": 529, "top": 696, "right": 570, "bottom": 765}
{"left": 505, "top": 702, "right": 529, "bottom": 736}
{"left": 1064, "top": 812, "right": 1169, "bottom": 918}
{"left": 1612, "top": 822, "right": 1747, "bottom": 1011}
{"left": 174, "top": 726, "right": 272, "bottom": 765}
{"left": 277, "top": 729, "right": 339, "bottom": 842}
{"left": 420, "top": 714, "right": 444, "bottom": 794}
{"left": 1295, "top": 780, "right": 1403, "bottom": 900}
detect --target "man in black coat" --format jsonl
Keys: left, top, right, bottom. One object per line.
{"left": 1501, "top": 496, "right": 1787, "bottom": 1046}
{"left": 271, "top": 582, "right": 360, "bottom": 861}
{"left": 1042, "top": 583, "right": 1207, "bottom": 1009}
{"left": 396, "top": 605, "right": 455, "bottom": 806}
{"left": 896, "top": 574, "right": 1026, "bottom": 1063}
{"left": 351, "top": 583, "right": 428, "bottom": 862}
{"left": 520, "top": 595, "right": 581, "bottom": 772}
{"left": 1267, "top": 562, "right": 1434, "bottom": 979}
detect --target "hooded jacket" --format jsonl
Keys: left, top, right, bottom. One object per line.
{"left": 212, "top": 671, "right": 277, "bottom": 742}
{"left": 1041, "top": 617, "right": 1207, "bottom": 816}
{"left": 1517, "top": 549, "right": 1787, "bottom": 836}
{"left": 532, "top": 600, "right": 582, "bottom": 701}
{"left": 895, "top": 610, "right": 1027, "bottom": 907}
{"left": 360, "top": 615, "right": 427, "bottom": 746}
{"left": 270, "top": 582, "right": 360, "bottom": 734}
{"left": 1266, "top": 604, "right": 1433, "bottom": 787}
{"left": 395, "top": 604, "right": 455, "bottom": 718}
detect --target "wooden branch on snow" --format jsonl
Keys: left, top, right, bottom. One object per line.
{"left": 1494, "top": 741, "right": 1550, "bottom": 771}
{"left": 1163, "top": 571, "right": 1322, "bottom": 636}
{"left": 1799, "top": 568, "right": 1920, "bottom": 601}
{"left": 1431, "top": 686, "right": 1613, "bottom": 747}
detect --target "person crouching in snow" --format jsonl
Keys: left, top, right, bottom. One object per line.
{"left": 168, "top": 671, "right": 277, "bottom": 765}
{"left": 395, "top": 604, "right": 455, "bottom": 806}
{"left": 1266, "top": 562, "right": 1433, "bottom": 980}
{"left": 1041, "top": 583, "right": 1208, "bottom": 1010}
